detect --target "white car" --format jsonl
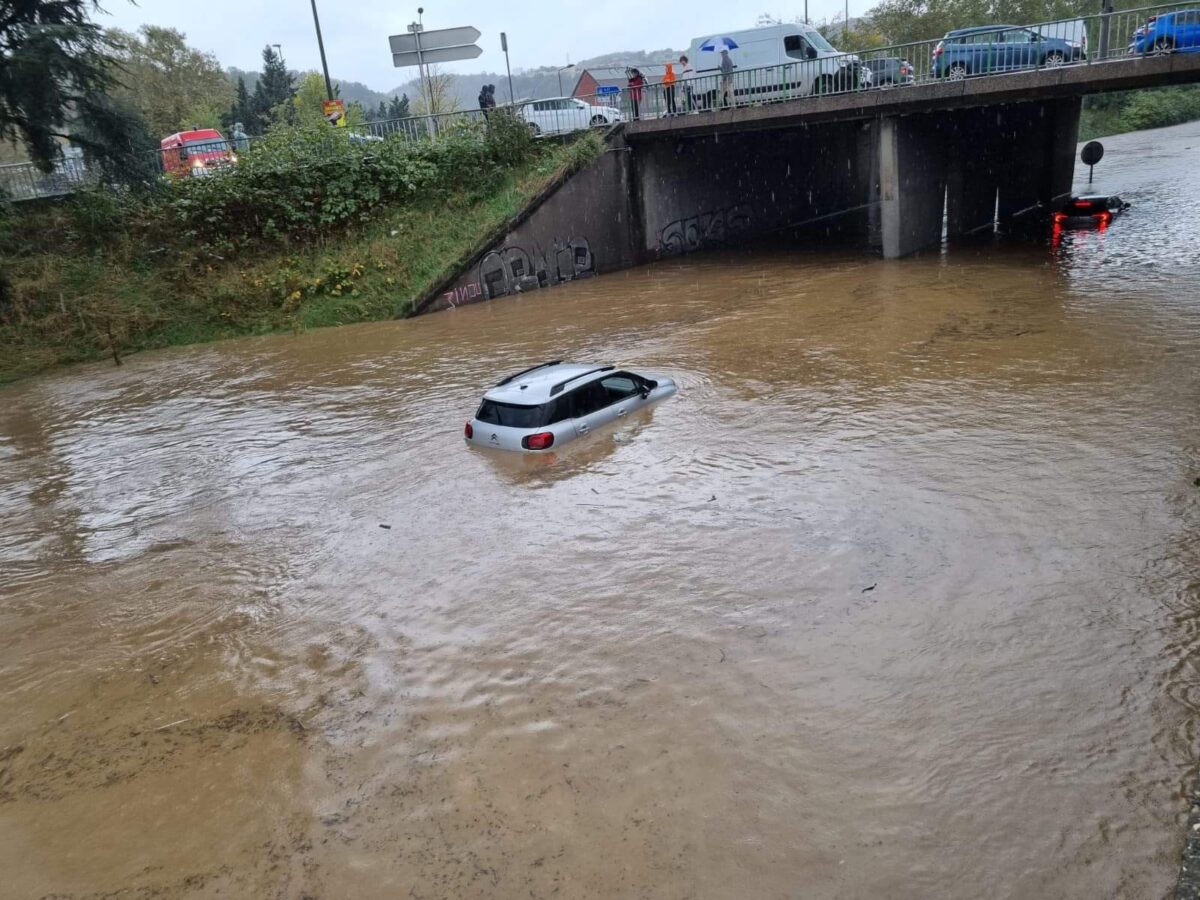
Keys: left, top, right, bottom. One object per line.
{"left": 465, "top": 361, "right": 677, "bottom": 452}
{"left": 519, "top": 97, "right": 623, "bottom": 136}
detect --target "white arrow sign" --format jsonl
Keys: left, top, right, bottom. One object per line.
{"left": 392, "top": 44, "right": 483, "bottom": 67}
{"left": 389, "top": 26, "right": 481, "bottom": 55}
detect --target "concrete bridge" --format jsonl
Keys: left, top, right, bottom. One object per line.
{"left": 622, "top": 53, "right": 1200, "bottom": 259}
{"left": 421, "top": 52, "right": 1200, "bottom": 312}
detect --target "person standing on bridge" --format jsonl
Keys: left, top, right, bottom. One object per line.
{"left": 627, "top": 68, "right": 646, "bottom": 121}
{"left": 679, "top": 55, "right": 695, "bottom": 112}
{"left": 662, "top": 62, "right": 677, "bottom": 116}
{"left": 720, "top": 49, "right": 734, "bottom": 108}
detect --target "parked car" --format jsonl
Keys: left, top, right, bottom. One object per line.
{"left": 863, "top": 57, "right": 915, "bottom": 85}
{"left": 465, "top": 361, "right": 677, "bottom": 453}
{"left": 1052, "top": 195, "right": 1129, "bottom": 226}
{"left": 519, "top": 98, "right": 622, "bottom": 136}
{"left": 933, "top": 25, "right": 1085, "bottom": 79}
{"left": 160, "top": 129, "right": 236, "bottom": 179}
{"left": 684, "top": 23, "right": 869, "bottom": 108}
{"left": 1129, "top": 8, "right": 1200, "bottom": 54}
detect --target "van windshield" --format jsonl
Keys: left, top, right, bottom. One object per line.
{"left": 183, "top": 137, "right": 227, "bottom": 150}
{"left": 806, "top": 31, "right": 836, "bottom": 52}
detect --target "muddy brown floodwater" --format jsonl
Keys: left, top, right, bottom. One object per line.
{"left": 3, "top": 122, "right": 1200, "bottom": 900}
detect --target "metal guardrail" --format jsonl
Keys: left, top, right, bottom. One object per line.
{"left": 0, "top": 157, "right": 94, "bottom": 202}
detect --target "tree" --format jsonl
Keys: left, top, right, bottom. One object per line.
{"left": 107, "top": 26, "right": 233, "bottom": 137}
{"left": 387, "top": 94, "right": 411, "bottom": 119}
{"left": 412, "top": 67, "right": 459, "bottom": 117}
{"left": 0, "top": 0, "right": 135, "bottom": 171}
{"left": 375, "top": 100, "right": 388, "bottom": 122}
{"left": 251, "top": 45, "right": 294, "bottom": 130}
{"left": 222, "top": 76, "right": 253, "bottom": 133}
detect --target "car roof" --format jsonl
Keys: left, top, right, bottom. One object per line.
{"left": 946, "top": 25, "right": 1022, "bottom": 35}
{"left": 484, "top": 362, "right": 617, "bottom": 404}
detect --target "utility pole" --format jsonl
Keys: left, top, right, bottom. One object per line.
{"left": 501, "top": 32, "right": 515, "bottom": 106}
{"left": 309, "top": 0, "right": 334, "bottom": 99}
{"left": 273, "top": 43, "right": 285, "bottom": 66}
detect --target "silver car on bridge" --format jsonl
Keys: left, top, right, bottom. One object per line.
{"left": 465, "top": 361, "right": 677, "bottom": 452}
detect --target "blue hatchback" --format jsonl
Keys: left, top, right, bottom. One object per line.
{"left": 934, "top": 25, "right": 1085, "bottom": 79}
{"left": 1129, "top": 9, "right": 1200, "bottom": 54}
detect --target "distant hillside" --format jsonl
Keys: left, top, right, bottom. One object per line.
{"left": 226, "top": 67, "right": 404, "bottom": 114}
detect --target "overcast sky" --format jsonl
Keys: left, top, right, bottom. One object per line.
{"left": 98, "top": 0, "right": 858, "bottom": 91}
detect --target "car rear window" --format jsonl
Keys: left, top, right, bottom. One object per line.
{"left": 476, "top": 400, "right": 548, "bottom": 428}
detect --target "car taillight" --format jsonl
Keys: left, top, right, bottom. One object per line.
{"left": 1053, "top": 212, "right": 1068, "bottom": 223}
{"left": 1092, "top": 211, "right": 1112, "bottom": 223}
{"left": 522, "top": 432, "right": 554, "bottom": 450}
{"left": 464, "top": 422, "right": 473, "bottom": 439}
{"left": 1072, "top": 200, "right": 1091, "bottom": 209}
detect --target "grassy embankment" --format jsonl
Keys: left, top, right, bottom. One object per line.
{"left": 0, "top": 125, "right": 602, "bottom": 385}
{"left": 1080, "top": 85, "right": 1200, "bottom": 140}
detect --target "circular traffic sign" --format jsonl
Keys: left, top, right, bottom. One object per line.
{"left": 1081, "top": 141, "right": 1104, "bottom": 167}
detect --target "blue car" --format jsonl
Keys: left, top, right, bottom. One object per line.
{"left": 1129, "top": 9, "right": 1200, "bottom": 54}
{"left": 934, "top": 25, "right": 1085, "bottom": 79}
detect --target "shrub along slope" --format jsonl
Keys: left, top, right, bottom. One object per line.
{"left": 0, "top": 116, "right": 602, "bottom": 385}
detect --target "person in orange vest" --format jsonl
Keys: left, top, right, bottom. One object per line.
{"left": 662, "top": 62, "right": 677, "bottom": 116}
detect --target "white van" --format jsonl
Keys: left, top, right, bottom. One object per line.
{"left": 684, "top": 23, "right": 869, "bottom": 108}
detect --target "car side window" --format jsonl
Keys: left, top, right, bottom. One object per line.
{"left": 784, "top": 34, "right": 811, "bottom": 59}
{"left": 600, "top": 374, "right": 640, "bottom": 403}
{"left": 1003, "top": 30, "right": 1030, "bottom": 42}
{"left": 570, "top": 382, "right": 610, "bottom": 418}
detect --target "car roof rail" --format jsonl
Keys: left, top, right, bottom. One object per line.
{"left": 549, "top": 365, "right": 614, "bottom": 396}
{"left": 496, "top": 360, "right": 562, "bottom": 387}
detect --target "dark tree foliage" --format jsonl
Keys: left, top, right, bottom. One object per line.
{"left": 0, "top": 0, "right": 133, "bottom": 171}
{"left": 387, "top": 93, "right": 410, "bottom": 120}
{"left": 250, "top": 44, "right": 293, "bottom": 129}
{"left": 221, "top": 75, "right": 253, "bottom": 133}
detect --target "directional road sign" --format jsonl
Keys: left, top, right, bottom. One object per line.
{"left": 392, "top": 43, "right": 483, "bottom": 67}
{"left": 596, "top": 85, "right": 621, "bottom": 95}
{"left": 389, "top": 26, "right": 480, "bottom": 55}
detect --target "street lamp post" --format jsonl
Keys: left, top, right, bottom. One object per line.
{"left": 309, "top": 0, "right": 334, "bottom": 99}
{"left": 558, "top": 63, "right": 575, "bottom": 98}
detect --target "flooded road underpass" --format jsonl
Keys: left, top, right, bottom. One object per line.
{"left": 2, "top": 122, "right": 1199, "bottom": 899}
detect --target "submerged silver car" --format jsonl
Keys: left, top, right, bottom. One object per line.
{"left": 465, "top": 361, "right": 677, "bottom": 452}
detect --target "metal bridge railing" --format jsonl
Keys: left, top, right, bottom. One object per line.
{"left": 0, "top": 157, "right": 94, "bottom": 202}
{"left": 564, "top": 0, "right": 1200, "bottom": 124}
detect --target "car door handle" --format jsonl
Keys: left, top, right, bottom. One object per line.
{"left": 578, "top": 422, "right": 589, "bottom": 433}
{"left": 617, "top": 408, "right": 627, "bottom": 417}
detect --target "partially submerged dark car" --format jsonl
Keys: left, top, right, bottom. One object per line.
{"left": 1053, "top": 195, "right": 1130, "bottom": 226}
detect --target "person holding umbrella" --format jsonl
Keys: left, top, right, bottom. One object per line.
{"left": 719, "top": 49, "right": 734, "bottom": 108}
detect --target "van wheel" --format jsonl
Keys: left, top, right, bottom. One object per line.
{"left": 528, "top": 123, "right": 542, "bottom": 137}
{"left": 590, "top": 114, "right": 607, "bottom": 126}
{"left": 814, "top": 75, "right": 833, "bottom": 95}
{"left": 947, "top": 63, "right": 969, "bottom": 81}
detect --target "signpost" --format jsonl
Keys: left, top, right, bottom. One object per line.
{"left": 322, "top": 99, "right": 346, "bottom": 127}
{"left": 388, "top": 18, "right": 481, "bottom": 119}
{"left": 596, "top": 85, "right": 620, "bottom": 96}
{"left": 1081, "top": 140, "right": 1104, "bottom": 184}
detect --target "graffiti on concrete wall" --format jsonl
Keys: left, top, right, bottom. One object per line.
{"left": 479, "top": 237, "right": 595, "bottom": 300}
{"left": 658, "top": 204, "right": 752, "bottom": 255}
{"left": 441, "top": 281, "right": 482, "bottom": 308}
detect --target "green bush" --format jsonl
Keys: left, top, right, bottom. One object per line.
{"left": 157, "top": 120, "right": 537, "bottom": 251}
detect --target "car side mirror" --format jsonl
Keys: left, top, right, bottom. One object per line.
{"left": 807, "top": 47, "right": 818, "bottom": 59}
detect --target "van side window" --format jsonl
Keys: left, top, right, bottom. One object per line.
{"left": 784, "top": 34, "right": 811, "bottom": 59}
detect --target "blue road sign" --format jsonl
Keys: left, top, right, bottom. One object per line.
{"left": 597, "top": 85, "right": 620, "bottom": 95}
